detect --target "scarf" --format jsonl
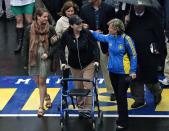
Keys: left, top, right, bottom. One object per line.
{"left": 29, "top": 21, "right": 49, "bottom": 66}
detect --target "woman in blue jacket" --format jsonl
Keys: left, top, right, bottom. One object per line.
{"left": 91, "top": 18, "right": 137, "bottom": 130}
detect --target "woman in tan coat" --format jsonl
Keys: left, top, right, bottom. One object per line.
{"left": 23, "top": 8, "right": 58, "bottom": 117}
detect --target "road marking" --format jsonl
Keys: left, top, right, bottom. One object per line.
{"left": 0, "top": 88, "right": 17, "bottom": 110}
{"left": 156, "top": 89, "right": 169, "bottom": 111}
{"left": 22, "top": 88, "right": 60, "bottom": 110}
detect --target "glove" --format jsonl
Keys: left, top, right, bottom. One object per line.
{"left": 41, "top": 53, "right": 48, "bottom": 60}
{"left": 61, "top": 64, "right": 66, "bottom": 70}
{"left": 130, "top": 73, "right": 136, "bottom": 79}
{"left": 24, "top": 66, "right": 28, "bottom": 70}
{"left": 94, "top": 62, "right": 99, "bottom": 67}
{"left": 125, "top": 76, "right": 132, "bottom": 82}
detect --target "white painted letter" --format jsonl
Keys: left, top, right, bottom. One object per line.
{"left": 15, "top": 79, "right": 31, "bottom": 84}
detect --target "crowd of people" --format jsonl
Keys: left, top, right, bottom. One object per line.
{"left": 1, "top": 0, "right": 169, "bottom": 130}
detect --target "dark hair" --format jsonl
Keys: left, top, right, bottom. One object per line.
{"left": 34, "top": 8, "right": 48, "bottom": 20}
{"left": 58, "top": 1, "right": 79, "bottom": 16}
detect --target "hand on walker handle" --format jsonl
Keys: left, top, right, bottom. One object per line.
{"left": 94, "top": 62, "right": 99, "bottom": 67}
{"left": 41, "top": 53, "right": 48, "bottom": 60}
{"left": 61, "top": 64, "right": 66, "bottom": 70}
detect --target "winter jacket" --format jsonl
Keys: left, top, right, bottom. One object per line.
{"left": 55, "top": 16, "right": 69, "bottom": 38}
{"left": 23, "top": 25, "right": 58, "bottom": 68}
{"left": 79, "top": 2, "right": 115, "bottom": 54}
{"left": 60, "top": 28, "right": 99, "bottom": 69}
{"left": 126, "top": 8, "right": 165, "bottom": 83}
{"left": 92, "top": 31, "right": 137, "bottom": 74}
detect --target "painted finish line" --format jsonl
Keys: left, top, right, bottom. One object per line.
{"left": 0, "top": 76, "right": 169, "bottom": 115}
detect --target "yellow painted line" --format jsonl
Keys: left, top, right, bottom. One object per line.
{"left": 99, "top": 95, "right": 111, "bottom": 102}
{"left": 100, "top": 105, "right": 117, "bottom": 111}
{"left": 98, "top": 88, "right": 107, "bottom": 94}
{"left": 127, "top": 88, "right": 131, "bottom": 93}
{"left": 0, "top": 88, "right": 17, "bottom": 110}
{"left": 67, "top": 87, "right": 134, "bottom": 112}
{"left": 98, "top": 87, "right": 131, "bottom": 94}
{"left": 98, "top": 88, "right": 111, "bottom": 102}
{"left": 156, "top": 89, "right": 169, "bottom": 111}
{"left": 22, "top": 88, "right": 60, "bottom": 110}
{"left": 128, "top": 98, "right": 135, "bottom": 110}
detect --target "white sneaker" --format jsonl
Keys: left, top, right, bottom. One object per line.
{"left": 6, "top": 14, "right": 14, "bottom": 19}
{"left": 0, "top": 10, "right": 4, "bottom": 17}
{"left": 159, "top": 78, "right": 169, "bottom": 85}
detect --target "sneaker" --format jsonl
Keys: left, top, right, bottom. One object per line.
{"left": 116, "top": 125, "right": 128, "bottom": 131}
{"left": 131, "top": 101, "right": 146, "bottom": 109}
{"left": 6, "top": 14, "right": 15, "bottom": 21}
{"left": 159, "top": 78, "right": 169, "bottom": 85}
{"left": 0, "top": 10, "right": 4, "bottom": 20}
{"left": 110, "top": 93, "right": 116, "bottom": 101}
{"left": 0, "top": 10, "right": 4, "bottom": 17}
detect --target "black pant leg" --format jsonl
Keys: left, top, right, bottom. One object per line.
{"left": 109, "top": 72, "right": 129, "bottom": 127}
{"left": 130, "top": 80, "right": 145, "bottom": 103}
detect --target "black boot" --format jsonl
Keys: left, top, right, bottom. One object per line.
{"left": 14, "top": 27, "right": 24, "bottom": 54}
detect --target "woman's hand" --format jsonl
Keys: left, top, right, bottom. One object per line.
{"left": 82, "top": 23, "right": 89, "bottom": 29}
{"left": 130, "top": 73, "right": 136, "bottom": 80}
{"left": 125, "top": 14, "right": 130, "bottom": 26}
{"left": 24, "top": 66, "right": 28, "bottom": 70}
{"left": 50, "top": 35, "right": 58, "bottom": 44}
{"left": 41, "top": 53, "right": 48, "bottom": 60}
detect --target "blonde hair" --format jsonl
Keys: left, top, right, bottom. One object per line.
{"left": 107, "top": 18, "right": 125, "bottom": 34}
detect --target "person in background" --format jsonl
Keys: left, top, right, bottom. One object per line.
{"left": 10, "top": 0, "right": 35, "bottom": 54}
{"left": 91, "top": 18, "right": 137, "bottom": 130}
{"left": 35, "top": 0, "right": 55, "bottom": 25}
{"left": 126, "top": 5, "right": 165, "bottom": 108}
{"left": 0, "top": 0, "right": 14, "bottom": 20}
{"left": 55, "top": 1, "right": 79, "bottom": 89}
{"left": 23, "top": 8, "right": 58, "bottom": 117}
{"left": 41, "top": 0, "right": 82, "bottom": 23}
{"left": 55, "top": 1, "right": 78, "bottom": 38}
{"left": 159, "top": 0, "right": 169, "bottom": 85}
{"left": 59, "top": 15, "right": 99, "bottom": 109}
{"left": 41, "top": 0, "right": 64, "bottom": 22}
{"left": 104, "top": 0, "right": 130, "bottom": 22}
{"left": 79, "top": 0, "right": 116, "bottom": 101}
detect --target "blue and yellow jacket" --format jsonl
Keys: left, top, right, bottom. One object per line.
{"left": 92, "top": 31, "right": 137, "bottom": 74}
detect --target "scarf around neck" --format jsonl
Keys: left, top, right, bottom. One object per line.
{"left": 29, "top": 21, "right": 49, "bottom": 66}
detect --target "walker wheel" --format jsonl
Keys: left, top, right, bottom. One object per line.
{"left": 60, "top": 120, "right": 64, "bottom": 131}
{"left": 92, "top": 120, "right": 96, "bottom": 130}
{"left": 64, "top": 111, "right": 68, "bottom": 119}
{"left": 98, "top": 111, "right": 103, "bottom": 125}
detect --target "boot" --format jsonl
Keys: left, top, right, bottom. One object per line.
{"left": 14, "top": 27, "right": 24, "bottom": 54}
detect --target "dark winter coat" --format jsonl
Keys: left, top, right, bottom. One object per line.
{"left": 23, "top": 25, "right": 59, "bottom": 71}
{"left": 79, "top": 2, "right": 115, "bottom": 54}
{"left": 164, "top": 0, "right": 169, "bottom": 39}
{"left": 59, "top": 28, "right": 99, "bottom": 69}
{"left": 126, "top": 8, "right": 165, "bottom": 83}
